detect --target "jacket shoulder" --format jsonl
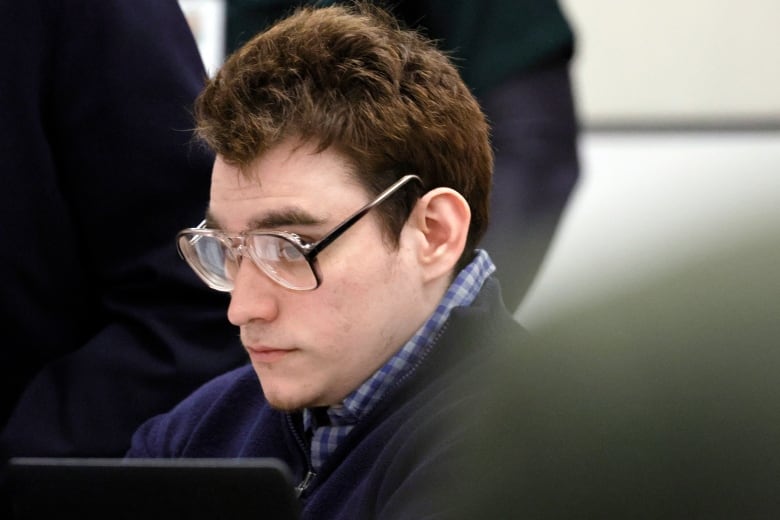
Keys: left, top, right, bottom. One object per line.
{"left": 127, "top": 364, "right": 261, "bottom": 457}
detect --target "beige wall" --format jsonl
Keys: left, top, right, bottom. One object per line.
{"left": 516, "top": 131, "right": 780, "bottom": 325}
{"left": 560, "top": 0, "right": 780, "bottom": 126}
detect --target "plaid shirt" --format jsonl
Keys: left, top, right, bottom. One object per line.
{"left": 303, "top": 249, "right": 496, "bottom": 471}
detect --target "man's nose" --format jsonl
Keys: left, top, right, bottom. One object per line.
{"left": 226, "top": 259, "right": 280, "bottom": 326}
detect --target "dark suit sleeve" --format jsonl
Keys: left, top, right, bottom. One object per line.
{"left": 0, "top": 0, "right": 245, "bottom": 460}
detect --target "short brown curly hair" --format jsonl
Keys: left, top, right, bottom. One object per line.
{"left": 195, "top": 2, "right": 493, "bottom": 266}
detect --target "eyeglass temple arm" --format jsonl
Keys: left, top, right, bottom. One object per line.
{"left": 176, "top": 220, "right": 209, "bottom": 258}
{"left": 307, "top": 174, "right": 422, "bottom": 257}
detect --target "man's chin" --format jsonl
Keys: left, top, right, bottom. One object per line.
{"left": 266, "top": 399, "right": 304, "bottom": 413}
{"left": 255, "top": 371, "right": 310, "bottom": 411}
{"left": 258, "top": 376, "right": 343, "bottom": 411}
{"left": 262, "top": 392, "right": 306, "bottom": 412}
{"left": 261, "top": 385, "right": 324, "bottom": 411}
{"left": 263, "top": 390, "right": 338, "bottom": 412}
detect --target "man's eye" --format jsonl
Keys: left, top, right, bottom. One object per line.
{"left": 278, "top": 242, "right": 304, "bottom": 261}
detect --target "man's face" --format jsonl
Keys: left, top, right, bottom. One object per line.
{"left": 208, "top": 139, "right": 428, "bottom": 410}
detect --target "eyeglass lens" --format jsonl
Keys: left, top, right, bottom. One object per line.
{"left": 179, "top": 233, "right": 318, "bottom": 292}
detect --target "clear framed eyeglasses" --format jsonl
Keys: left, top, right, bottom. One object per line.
{"left": 176, "top": 174, "right": 422, "bottom": 292}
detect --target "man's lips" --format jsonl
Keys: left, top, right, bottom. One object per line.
{"left": 245, "top": 345, "right": 293, "bottom": 364}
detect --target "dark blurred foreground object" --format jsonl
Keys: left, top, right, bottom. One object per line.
{"left": 225, "top": 0, "right": 580, "bottom": 310}
{"left": 454, "top": 228, "right": 780, "bottom": 518}
{"left": 0, "top": 0, "right": 245, "bottom": 504}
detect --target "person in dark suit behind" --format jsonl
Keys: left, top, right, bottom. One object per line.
{"left": 225, "top": 0, "right": 580, "bottom": 311}
{"left": 0, "top": 0, "right": 246, "bottom": 505}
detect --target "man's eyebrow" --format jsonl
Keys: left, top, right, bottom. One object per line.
{"left": 248, "top": 208, "right": 324, "bottom": 230}
{"left": 202, "top": 208, "right": 325, "bottom": 231}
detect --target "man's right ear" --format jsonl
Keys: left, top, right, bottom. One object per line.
{"left": 406, "top": 187, "right": 471, "bottom": 283}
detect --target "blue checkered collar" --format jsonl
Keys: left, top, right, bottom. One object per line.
{"left": 302, "top": 249, "right": 495, "bottom": 470}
